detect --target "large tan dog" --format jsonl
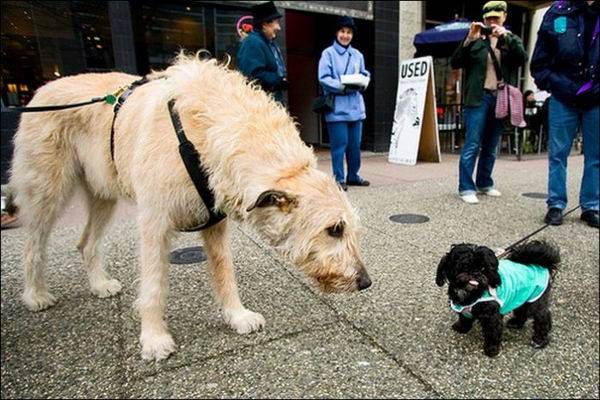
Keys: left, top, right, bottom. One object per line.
{"left": 9, "top": 53, "right": 371, "bottom": 360}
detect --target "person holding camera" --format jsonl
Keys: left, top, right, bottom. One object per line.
{"left": 318, "top": 16, "right": 371, "bottom": 191}
{"left": 237, "top": 1, "right": 288, "bottom": 104}
{"left": 531, "top": 0, "right": 599, "bottom": 228}
{"left": 450, "top": 1, "right": 527, "bottom": 204}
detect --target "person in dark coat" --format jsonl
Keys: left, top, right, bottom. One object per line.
{"left": 450, "top": 1, "right": 527, "bottom": 204}
{"left": 237, "top": 1, "right": 288, "bottom": 103}
{"left": 531, "top": 0, "right": 599, "bottom": 228}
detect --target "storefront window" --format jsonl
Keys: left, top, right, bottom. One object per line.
{"left": 1, "top": 1, "right": 113, "bottom": 106}
{"left": 141, "top": 3, "right": 206, "bottom": 70}
{"left": 214, "top": 8, "right": 245, "bottom": 68}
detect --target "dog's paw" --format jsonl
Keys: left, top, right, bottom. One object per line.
{"left": 22, "top": 289, "right": 57, "bottom": 311}
{"left": 140, "top": 331, "right": 176, "bottom": 361}
{"left": 506, "top": 317, "right": 526, "bottom": 329}
{"left": 451, "top": 320, "right": 473, "bottom": 334}
{"left": 224, "top": 308, "right": 265, "bottom": 335}
{"left": 484, "top": 345, "right": 501, "bottom": 357}
{"left": 91, "top": 278, "right": 122, "bottom": 298}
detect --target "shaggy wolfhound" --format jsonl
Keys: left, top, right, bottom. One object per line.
{"left": 8, "top": 53, "right": 371, "bottom": 360}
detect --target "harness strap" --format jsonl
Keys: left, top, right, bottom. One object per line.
{"left": 110, "top": 77, "right": 151, "bottom": 163}
{"left": 167, "top": 99, "right": 227, "bottom": 231}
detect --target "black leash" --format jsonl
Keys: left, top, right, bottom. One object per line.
{"left": 3, "top": 96, "right": 108, "bottom": 113}
{"left": 498, "top": 205, "right": 581, "bottom": 259}
{"left": 167, "top": 99, "right": 227, "bottom": 231}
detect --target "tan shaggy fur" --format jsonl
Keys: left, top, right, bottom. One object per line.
{"left": 8, "top": 53, "right": 371, "bottom": 361}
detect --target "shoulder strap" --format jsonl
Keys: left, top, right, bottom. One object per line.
{"left": 484, "top": 38, "right": 504, "bottom": 84}
{"left": 343, "top": 51, "right": 352, "bottom": 75}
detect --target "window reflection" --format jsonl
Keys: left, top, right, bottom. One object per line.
{"left": 1, "top": 0, "right": 113, "bottom": 106}
{"left": 142, "top": 3, "right": 206, "bottom": 70}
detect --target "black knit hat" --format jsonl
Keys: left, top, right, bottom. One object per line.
{"left": 252, "top": 1, "right": 283, "bottom": 25}
{"left": 336, "top": 16, "right": 357, "bottom": 33}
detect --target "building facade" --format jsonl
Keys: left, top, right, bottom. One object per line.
{"left": 1, "top": 1, "right": 547, "bottom": 184}
{"left": 1, "top": 1, "right": 417, "bottom": 156}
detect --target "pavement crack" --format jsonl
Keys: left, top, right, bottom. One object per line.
{"left": 133, "top": 322, "right": 337, "bottom": 381}
{"left": 237, "top": 225, "right": 442, "bottom": 397}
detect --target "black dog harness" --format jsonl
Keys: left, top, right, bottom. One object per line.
{"left": 110, "top": 78, "right": 226, "bottom": 231}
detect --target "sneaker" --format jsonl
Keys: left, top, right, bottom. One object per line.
{"left": 460, "top": 194, "right": 479, "bottom": 204}
{"left": 544, "top": 208, "right": 563, "bottom": 225}
{"left": 347, "top": 179, "right": 370, "bottom": 187}
{"left": 338, "top": 182, "right": 348, "bottom": 191}
{"left": 581, "top": 210, "right": 599, "bottom": 228}
{"left": 478, "top": 188, "right": 502, "bottom": 197}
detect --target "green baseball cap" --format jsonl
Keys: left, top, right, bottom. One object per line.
{"left": 482, "top": 1, "right": 507, "bottom": 18}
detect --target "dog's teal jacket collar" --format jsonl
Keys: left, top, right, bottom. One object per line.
{"left": 450, "top": 259, "right": 550, "bottom": 318}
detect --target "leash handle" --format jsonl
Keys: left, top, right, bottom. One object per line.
{"left": 498, "top": 205, "right": 581, "bottom": 259}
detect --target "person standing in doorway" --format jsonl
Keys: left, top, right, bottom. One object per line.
{"left": 237, "top": 1, "right": 288, "bottom": 104}
{"left": 450, "top": 1, "right": 527, "bottom": 204}
{"left": 318, "top": 16, "right": 371, "bottom": 191}
{"left": 531, "top": 0, "right": 599, "bottom": 228}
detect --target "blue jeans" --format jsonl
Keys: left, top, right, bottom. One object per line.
{"left": 327, "top": 121, "right": 363, "bottom": 183}
{"left": 547, "top": 98, "right": 599, "bottom": 212}
{"left": 459, "top": 93, "right": 504, "bottom": 195}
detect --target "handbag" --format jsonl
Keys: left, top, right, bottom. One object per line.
{"left": 312, "top": 93, "right": 335, "bottom": 114}
{"left": 485, "top": 39, "right": 526, "bottom": 128}
{"left": 312, "top": 52, "right": 353, "bottom": 114}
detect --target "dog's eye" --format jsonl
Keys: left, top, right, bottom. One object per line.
{"left": 326, "top": 223, "right": 344, "bottom": 238}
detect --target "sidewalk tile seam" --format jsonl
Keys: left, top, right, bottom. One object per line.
{"left": 236, "top": 223, "right": 442, "bottom": 398}
{"left": 124, "top": 321, "right": 338, "bottom": 384}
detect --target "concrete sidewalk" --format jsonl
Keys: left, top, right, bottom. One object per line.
{"left": 1, "top": 152, "right": 598, "bottom": 398}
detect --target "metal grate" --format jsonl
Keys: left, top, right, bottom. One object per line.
{"left": 389, "top": 214, "right": 430, "bottom": 224}
{"left": 169, "top": 246, "right": 207, "bottom": 265}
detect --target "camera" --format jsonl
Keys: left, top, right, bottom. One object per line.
{"left": 480, "top": 25, "right": 494, "bottom": 36}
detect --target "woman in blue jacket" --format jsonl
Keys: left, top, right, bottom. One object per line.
{"left": 531, "top": 0, "right": 599, "bottom": 228}
{"left": 318, "top": 16, "right": 371, "bottom": 191}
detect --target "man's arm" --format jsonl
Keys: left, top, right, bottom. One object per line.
{"left": 530, "top": 13, "right": 557, "bottom": 91}
{"left": 502, "top": 32, "right": 528, "bottom": 69}
{"left": 238, "top": 39, "right": 284, "bottom": 90}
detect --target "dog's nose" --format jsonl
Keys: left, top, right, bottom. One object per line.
{"left": 357, "top": 272, "right": 372, "bottom": 291}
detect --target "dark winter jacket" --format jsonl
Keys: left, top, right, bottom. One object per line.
{"left": 531, "top": 1, "right": 600, "bottom": 109}
{"left": 237, "top": 31, "right": 287, "bottom": 103}
{"left": 450, "top": 32, "right": 527, "bottom": 107}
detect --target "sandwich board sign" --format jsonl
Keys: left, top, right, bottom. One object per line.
{"left": 388, "top": 56, "right": 441, "bottom": 165}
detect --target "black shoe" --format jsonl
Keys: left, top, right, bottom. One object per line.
{"left": 581, "top": 210, "right": 599, "bottom": 228}
{"left": 544, "top": 208, "right": 563, "bottom": 225}
{"left": 347, "top": 179, "right": 370, "bottom": 187}
{"left": 338, "top": 182, "right": 348, "bottom": 191}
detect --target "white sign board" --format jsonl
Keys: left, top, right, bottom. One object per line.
{"left": 388, "top": 56, "right": 441, "bottom": 165}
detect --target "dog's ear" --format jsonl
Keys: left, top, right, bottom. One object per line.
{"left": 436, "top": 254, "right": 450, "bottom": 287}
{"left": 246, "top": 190, "right": 298, "bottom": 213}
{"left": 476, "top": 246, "right": 501, "bottom": 288}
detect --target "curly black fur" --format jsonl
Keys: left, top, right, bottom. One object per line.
{"left": 506, "top": 240, "right": 560, "bottom": 277}
{"left": 436, "top": 240, "right": 560, "bottom": 357}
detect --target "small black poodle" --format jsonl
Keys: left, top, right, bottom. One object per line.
{"left": 436, "top": 240, "right": 560, "bottom": 357}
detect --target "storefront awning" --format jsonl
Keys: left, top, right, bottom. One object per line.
{"left": 414, "top": 19, "right": 470, "bottom": 58}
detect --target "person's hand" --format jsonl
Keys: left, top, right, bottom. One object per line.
{"left": 491, "top": 24, "right": 510, "bottom": 38}
{"left": 466, "top": 22, "right": 485, "bottom": 42}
